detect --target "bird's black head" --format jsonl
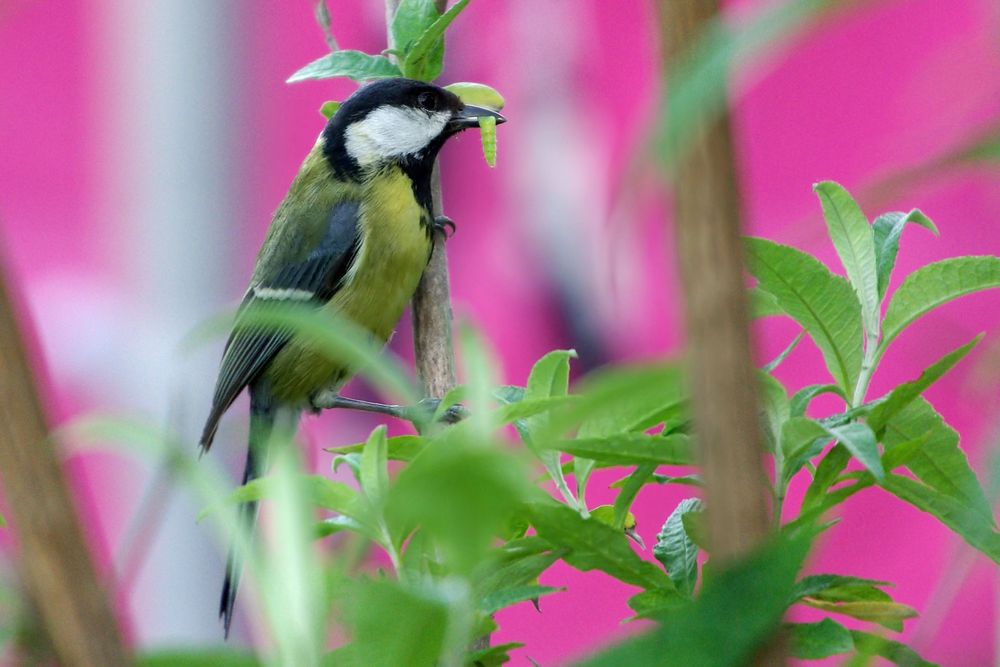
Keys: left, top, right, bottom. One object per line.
{"left": 322, "top": 78, "right": 505, "bottom": 181}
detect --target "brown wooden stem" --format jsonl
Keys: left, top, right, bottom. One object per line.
{"left": 656, "top": 0, "right": 773, "bottom": 566}
{"left": 0, "top": 261, "right": 131, "bottom": 666}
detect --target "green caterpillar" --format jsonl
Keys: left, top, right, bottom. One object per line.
{"left": 479, "top": 115, "right": 497, "bottom": 168}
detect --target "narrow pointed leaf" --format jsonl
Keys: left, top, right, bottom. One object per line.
{"left": 360, "top": 425, "right": 389, "bottom": 504}
{"left": 390, "top": 0, "right": 440, "bottom": 53}
{"left": 402, "top": 0, "right": 471, "bottom": 81}
{"left": 746, "top": 238, "right": 863, "bottom": 394}
{"left": 790, "top": 383, "right": 847, "bottom": 417}
{"left": 872, "top": 209, "right": 938, "bottom": 298}
{"left": 822, "top": 421, "right": 883, "bottom": 481}
{"left": 849, "top": 630, "right": 941, "bottom": 666}
{"left": 786, "top": 619, "right": 854, "bottom": 660}
{"left": 802, "top": 444, "right": 851, "bottom": 511}
{"left": 479, "top": 585, "right": 563, "bottom": 615}
{"left": 545, "top": 434, "right": 694, "bottom": 466}
{"left": 762, "top": 331, "right": 804, "bottom": 373}
{"left": 801, "top": 599, "right": 917, "bottom": 631}
{"left": 868, "top": 335, "right": 981, "bottom": 432}
{"left": 287, "top": 50, "right": 402, "bottom": 83}
{"left": 814, "top": 181, "right": 880, "bottom": 337}
{"left": 881, "top": 256, "right": 1000, "bottom": 353}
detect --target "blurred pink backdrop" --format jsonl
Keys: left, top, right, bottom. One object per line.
{"left": 2, "top": 0, "right": 999, "bottom": 664}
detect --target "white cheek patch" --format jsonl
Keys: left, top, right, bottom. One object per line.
{"left": 345, "top": 106, "right": 450, "bottom": 165}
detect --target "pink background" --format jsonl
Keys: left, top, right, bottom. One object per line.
{"left": 2, "top": 0, "right": 999, "bottom": 664}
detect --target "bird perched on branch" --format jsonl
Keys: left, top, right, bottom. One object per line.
{"left": 198, "top": 78, "right": 505, "bottom": 636}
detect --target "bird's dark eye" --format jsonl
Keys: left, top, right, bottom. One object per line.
{"left": 417, "top": 92, "right": 438, "bottom": 111}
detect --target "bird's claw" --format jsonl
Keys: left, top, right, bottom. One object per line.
{"left": 433, "top": 215, "right": 456, "bottom": 238}
{"left": 413, "top": 397, "right": 468, "bottom": 424}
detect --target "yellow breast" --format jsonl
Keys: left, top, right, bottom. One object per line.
{"left": 267, "top": 167, "right": 432, "bottom": 403}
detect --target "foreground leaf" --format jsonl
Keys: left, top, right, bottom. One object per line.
{"left": 881, "top": 256, "right": 1000, "bottom": 354}
{"left": 288, "top": 50, "right": 402, "bottom": 83}
{"left": 786, "top": 619, "right": 854, "bottom": 660}
{"left": 464, "top": 642, "right": 524, "bottom": 667}
{"left": 746, "top": 237, "right": 863, "bottom": 394}
{"left": 139, "top": 651, "right": 260, "bottom": 667}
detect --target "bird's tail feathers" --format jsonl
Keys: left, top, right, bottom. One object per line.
{"left": 219, "top": 386, "right": 274, "bottom": 638}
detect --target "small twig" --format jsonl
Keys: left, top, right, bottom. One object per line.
{"left": 314, "top": 0, "right": 339, "bottom": 52}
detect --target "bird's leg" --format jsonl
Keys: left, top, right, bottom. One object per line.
{"left": 433, "top": 215, "right": 456, "bottom": 238}
{"left": 310, "top": 393, "right": 466, "bottom": 424}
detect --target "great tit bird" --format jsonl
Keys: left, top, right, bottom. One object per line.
{"left": 198, "top": 78, "right": 505, "bottom": 636}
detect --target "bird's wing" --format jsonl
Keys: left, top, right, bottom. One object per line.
{"left": 199, "top": 200, "right": 361, "bottom": 450}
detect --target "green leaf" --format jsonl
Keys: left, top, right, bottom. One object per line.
{"left": 779, "top": 417, "right": 827, "bottom": 478}
{"left": 444, "top": 82, "right": 506, "bottom": 111}
{"left": 881, "top": 473, "right": 1000, "bottom": 563}
{"left": 544, "top": 434, "right": 694, "bottom": 467}
{"left": 761, "top": 331, "right": 804, "bottom": 373}
{"left": 626, "top": 588, "right": 687, "bottom": 620}
{"left": 465, "top": 643, "right": 524, "bottom": 667}
{"left": 474, "top": 550, "right": 561, "bottom": 600}
{"left": 479, "top": 585, "right": 563, "bottom": 615}
{"left": 746, "top": 237, "right": 863, "bottom": 394}
{"left": 653, "top": 498, "right": 704, "bottom": 596}
{"left": 813, "top": 181, "right": 880, "bottom": 338}
{"left": 391, "top": 0, "right": 440, "bottom": 53}
{"left": 823, "top": 421, "right": 883, "bottom": 481}
{"left": 786, "top": 619, "right": 854, "bottom": 660}
{"left": 526, "top": 349, "right": 576, "bottom": 399}
{"left": 802, "top": 444, "right": 851, "bottom": 511}
{"left": 345, "top": 579, "right": 451, "bottom": 667}
{"left": 791, "top": 574, "right": 892, "bottom": 603}
{"left": 801, "top": 599, "right": 917, "bottom": 632}
{"left": 402, "top": 0, "right": 471, "bottom": 81}
{"left": 574, "top": 529, "right": 814, "bottom": 667}
{"left": 759, "top": 372, "right": 790, "bottom": 451}
{"left": 881, "top": 256, "right": 1000, "bottom": 355}
{"left": 360, "top": 425, "right": 389, "bottom": 505}
{"left": 610, "top": 473, "right": 703, "bottom": 489}
{"left": 138, "top": 651, "right": 261, "bottom": 667}
{"left": 326, "top": 435, "right": 425, "bottom": 462}
{"left": 849, "top": 630, "right": 940, "bottom": 666}
{"left": 612, "top": 465, "right": 655, "bottom": 530}
{"left": 880, "top": 398, "right": 992, "bottom": 521}
{"left": 872, "top": 209, "right": 938, "bottom": 299}
{"left": 790, "top": 383, "right": 847, "bottom": 417}
{"left": 319, "top": 100, "right": 341, "bottom": 119}
{"left": 527, "top": 501, "right": 674, "bottom": 590}
{"left": 868, "top": 335, "right": 980, "bottom": 432}
{"left": 749, "top": 286, "right": 785, "bottom": 318}
{"left": 200, "top": 475, "right": 364, "bottom": 522}
{"left": 288, "top": 50, "right": 402, "bottom": 83}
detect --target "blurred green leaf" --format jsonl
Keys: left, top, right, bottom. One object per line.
{"left": 849, "top": 630, "right": 940, "bottom": 666}
{"left": 880, "top": 398, "right": 992, "bottom": 521}
{"left": 479, "top": 585, "right": 563, "bottom": 615}
{"left": 786, "top": 619, "right": 854, "bottom": 660}
{"left": 791, "top": 574, "right": 892, "bottom": 604}
{"left": 872, "top": 209, "right": 938, "bottom": 299}
{"left": 528, "top": 502, "right": 674, "bottom": 590}
{"left": 360, "top": 425, "right": 389, "bottom": 506}
{"left": 881, "top": 256, "right": 1000, "bottom": 356}
{"left": 526, "top": 349, "right": 576, "bottom": 399}
{"left": 654, "top": 498, "right": 703, "bottom": 596}
{"left": 759, "top": 372, "right": 790, "bottom": 452}
{"left": 327, "top": 435, "right": 425, "bottom": 462}
{"left": 200, "top": 474, "right": 367, "bottom": 524}
{"left": 474, "top": 549, "right": 562, "bottom": 601}
{"left": 575, "top": 528, "right": 814, "bottom": 667}
{"left": 880, "top": 473, "right": 1000, "bottom": 564}
{"left": 545, "top": 434, "right": 694, "bottom": 467}
{"left": 345, "top": 579, "right": 452, "bottom": 667}
{"left": 746, "top": 237, "right": 863, "bottom": 394}
{"left": 138, "top": 651, "right": 261, "bottom": 667}
{"left": 626, "top": 588, "right": 687, "bottom": 621}
{"left": 814, "top": 181, "right": 880, "bottom": 339}
{"left": 749, "top": 286, "right": 785, "bottom": 318}
{"left": 402, "top": 0, "right": 470, "bottom": 81}
{"left": 868, "top": 335, "right": 980, "bottom": 433}
{"left": 802, "top": 599, "right": 917, "bottom": 632}
{"left": 610, "top": 473, "right": 703, "bottom": 489}
{"left": 288, "top": 50, "right": 403, "bottom": 83}
{"left": 465, "top": 642, "right": 523, "bottom": 667}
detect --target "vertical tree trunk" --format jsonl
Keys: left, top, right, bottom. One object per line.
{"left": 656, "top": 0, "right": 772, "bottom": 567}
{"left": 0, "top": 264, "right": 131, "bottom": 667}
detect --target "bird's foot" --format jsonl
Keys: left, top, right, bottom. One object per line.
{"left": 408, "top": 397, "right": 468, "bottom": 424}
{"left": 433, "top": 215, "right": 456, "bottom": 238}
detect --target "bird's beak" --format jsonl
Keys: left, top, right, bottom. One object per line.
{"left": 624, "top": 526, "right": 646, "bottom": 550}
{"left": 447, "top": 104, "right": 507, "bottom": 132}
